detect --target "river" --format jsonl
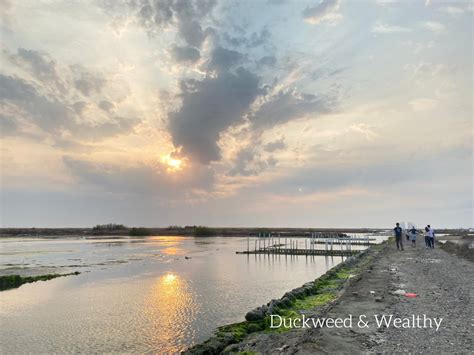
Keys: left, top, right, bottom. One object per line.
{"left": 0, "top": 235, "right": 371, "bottom": 353}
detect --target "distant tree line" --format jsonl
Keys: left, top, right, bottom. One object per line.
{"left": 92, "top": 224, "right": 127, "bottom": 231}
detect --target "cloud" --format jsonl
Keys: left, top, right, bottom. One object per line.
{"left": 438, "top": 5, "right": 470, "bottom": 16}
{"left": 372, "top": 22, "right": 411, "bottom": 34}
{"left": 169, "top": 67, "right": 260, "bottom": 164}
{"left": 70, "top": 64, "right": 106, "bottom": 96}
{"left": 63, "top": 156, "right": 214, "bottom": 197}
{"left": 422, "top": 21, "right": 445, "bottom": 34}
{"left": 251, "top": 89, "right": 334, "bottom": 131}
{"left": 98, "top": 100, "right": 115, "bottom": 112}
{"left": 0, "top": 0, "right": 14, "bottom": 30}
{"left": 222, "top": 28, "right": 271, "bottom": 48}
{"left": 128, "top": 0, "right": 216, "bottom": 48}
{"left": 0, "top": 74, "right": 137, "bottom": 140}
{"left": 302, "top": 0, "right": 342, "bottom": 25}
{"left": 7, "top": 48, "right": 62, "bottom": 87}
{"left": 206, "top": 46, "right": 243, "bottom": 72}
{"left": 264, "top": 138, "right": 286, "bottom": 152}
{"left": 257, "top": 55, "right": 277, "bottom": 68}
{"left": 349, "top": 123, "right": 378, "bottom": 141}
{"left": 0, "top": 114, "right": 18, "bottom": 135}
{"left": 409, "top": 98, "right": 437, "bottom": 111}
{"left": 169, "top": 45, "right": 201, "bottom": 63}
{"left": 228, "top": 145, "right": 277, "bottom": 176}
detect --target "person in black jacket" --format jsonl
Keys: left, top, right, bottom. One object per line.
{"left": 394, "top": 223, "right": 404, "bottom": 251}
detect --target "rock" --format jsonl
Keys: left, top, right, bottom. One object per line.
{"left": 222, "top": 343, "right": 240, "bottom": 354}
{"left": 352, "top": 292, "right": 359, "bottom": 296}
{"left": 274, "top": 344, "right": 289, "bottom": 352}
{"left": 281, "top": 297, "right": 292, "bottom": 307}
{"left": 375, "top": 297, "right": 383, "bottom": 302}
{"left": 245, "top": 307, "right": 265, "bottom": 321}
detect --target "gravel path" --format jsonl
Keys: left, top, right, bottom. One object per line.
{"left": 371, "top": 242, "right": 473, "bottom": 353}
{"left": 233, "top": 241, "right": 473, "bottom": 354}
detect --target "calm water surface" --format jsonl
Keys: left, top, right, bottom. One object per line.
{"left": 0, "top": 236, "right": 369, "bottom": 353}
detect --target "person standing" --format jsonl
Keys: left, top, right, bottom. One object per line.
{"left": 409, "top": 226, "right": 417, "bottom": 247}
{"left": 394, "top": 223, "right": 404, "bottom": 251}
{"left": 428, "top": 224, "right": 435, "bottom": 249}
{"left": 424, "top": 226, "right": 431, "bottom": 249}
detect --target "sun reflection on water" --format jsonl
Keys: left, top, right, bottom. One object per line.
{"left": 144, "top": 272, "right": 199, "bottom": 353}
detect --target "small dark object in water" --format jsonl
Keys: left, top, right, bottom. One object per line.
{"left": 185, "top": 256, "right": 191, "bottom": 260}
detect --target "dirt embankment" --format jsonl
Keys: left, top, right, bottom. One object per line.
{"left": 187, "top": 238, "right": 473, "bottom": 354}
{"left": 439, "top": 235, "right": 474, "bottom": 262}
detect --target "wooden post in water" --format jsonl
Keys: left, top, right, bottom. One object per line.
{"left": 247, "top": 235, "right": 249, "bottom": 253}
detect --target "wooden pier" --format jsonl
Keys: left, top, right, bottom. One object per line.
{"left": 236, "top": 248, "right": 360, "bottom": 257}
{"left": 237, "top": 233, "right": 379, "bottom": 257}
{"left": 310, "top": 238, "right": 376, "bottom": 246}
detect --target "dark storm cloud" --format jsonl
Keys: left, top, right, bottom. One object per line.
{"left": 169, "top": 67, "right": 260, "bottom": 164}
{"left": 251, "top": 89, "right": 334, "bottom": 130}
{"left": 169, "top": 45, "right": 201, "bottom": 63}
{"left": 206, "top": 46, "right": 243, "bottom": 71}
{"left": 222, "top": 28, "right": 271, "bottom": 48}
{"left": 129, "top": 0, "right": 216, "bottom": 48}
{"left": 302, "top": 0, "right": 339, "bottom": 24}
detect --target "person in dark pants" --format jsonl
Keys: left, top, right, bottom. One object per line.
{"left": 424, "top": 226, "right": 431, "bottom": 249}
{"left": 394, "top": 223, "right": 404, "bottom": 251}
{"left": 428, "top": 224, "right": 435, "bottom": 248}
{"left": 409, "top": 226, "right": 417, "bottom": 247}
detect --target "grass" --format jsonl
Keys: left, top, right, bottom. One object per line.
{"left": 0, "top": 272, "right": 80, "bottom": 291}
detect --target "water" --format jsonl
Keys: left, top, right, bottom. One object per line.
{"left": 0, "top": 235, "right": 370, "bottom": 353}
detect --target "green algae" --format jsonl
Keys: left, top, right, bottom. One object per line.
{"left": 0, "top": 272, "right": 80, "bottom": 291}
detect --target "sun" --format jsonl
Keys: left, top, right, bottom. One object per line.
{"left": 161, "top": 154, "right": 185, "bottom": 172}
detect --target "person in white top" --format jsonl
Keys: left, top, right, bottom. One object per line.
{"left": 428, "top": 224, "right": 435, "bottom": 249}
{"left": 424, "top": 226, "right": 431, "bottom": 249}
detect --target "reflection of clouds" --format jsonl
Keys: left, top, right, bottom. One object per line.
{"left": 144, "top": 273, "right": 199, "bottom": 353}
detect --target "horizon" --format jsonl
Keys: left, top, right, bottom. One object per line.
{"left": 1, "top": 1, "right": 472, "bottom": 228}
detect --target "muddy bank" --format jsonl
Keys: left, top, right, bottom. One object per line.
{"left": 439, "top": 235, "right": 473, "bottom": 262}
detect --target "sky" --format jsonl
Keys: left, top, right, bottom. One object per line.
{"left": 0, "top": 0, "right": 472, "bottom": 228}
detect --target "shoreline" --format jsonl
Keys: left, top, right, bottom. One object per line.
{"left": 1, "top": 228, "right": 470, "bottom": 238}
{"left": 0, "top": 227, "right": 385, "bottom": 238}
{"left": 184, "top": 242, "right": 386, "bottom": 354}
{"left": 184, "top": 235, "right": 473, "bottom": 354}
